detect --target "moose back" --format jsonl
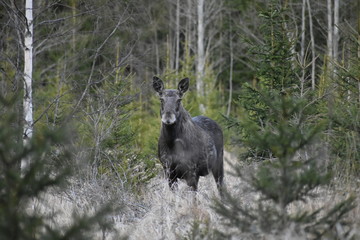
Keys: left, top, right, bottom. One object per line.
{"left": 153, "top": 76, "right": 224, "bottom": 196}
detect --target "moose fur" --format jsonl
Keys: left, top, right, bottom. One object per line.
{"left": 153, "top": 76, "right": 224, "bottom": 196}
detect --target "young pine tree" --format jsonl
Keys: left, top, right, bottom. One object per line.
{"left": 214, "top": 3, "right": 356, "bottom": 239}
{"left": 0, "top": 95, "right": 119, "bottom": 240}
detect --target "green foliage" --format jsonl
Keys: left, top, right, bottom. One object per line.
{"left": 233, "top": 3, "right": 299, "bottom": 158}
{"left": 328, "top": 36, "right": 360, "bottom": 178}
{"left": 126, "top": 92, "right": 162, "bottom": 186}
{"left": 217, "top": 89, "right": 339, "bottom": 235}
{"left": 217, "top": 87, "right": 356, "bottom": 239}
{"left": 75, "top": 73, "right": 157, "bottom": 189}
{"left": 252, "top": 5, "right": 297, "bottom": 90}
{"left": 0, "top": 96, "right": 117, "bottom": 240}
{"left": 34, "top": 73, "right": 74, "bottom": 129}
{"left": 215, "top": 3, "right": 356, "bottom": 239}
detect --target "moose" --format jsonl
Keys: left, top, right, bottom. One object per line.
{"left": 152, "top": 76, "right": 224, "bottom": 196}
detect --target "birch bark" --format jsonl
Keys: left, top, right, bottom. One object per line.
{"left": 226, "top": 33, "right": 233, "bottom": 117}
{"left": 358, "top": 0, "right": 360, "bottom": 102}
{"left": 175, "top": 0, "right": 180, "bottom": 75}
{"left": 196, "top": 0, "right": 206, "bottom": 113}
{"left": 196, "top": 0, "right": 205, "bottom": 98}
{"left": 333, "top": 0, "right": 340, "bottom": 62}
{"left": 21, "top": 0, "right": 34, "bottom": 173}
{"left": 300, "top": 0, "right": 306, "bottom": 96}
{"left": 327, "top": 0, "right": 333, "bottom": 75}
{"left": 306, "top": 0, "right": 316, "bottom": 90}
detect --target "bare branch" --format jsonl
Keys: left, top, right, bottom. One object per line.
{"left": 65, "top": 13, "right": 128, "bottom": 123}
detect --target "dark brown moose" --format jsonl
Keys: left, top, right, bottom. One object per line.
{"left": 153, "top": 76, "right": 224, "bottom": 196}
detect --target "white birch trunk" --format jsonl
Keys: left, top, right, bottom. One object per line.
{"left": 306, "top": 0, "right": 316, "bottom": 90}
{"left": 22, "top": 0, "right": 34, "bottom": 173}
{"left": 155, "top": 30, "right": 160, "bottom": 75}
{"left": 300, "top": 0, "right": 306, "bottom": 65}
{"left": 168, "top": 3, "right": 174, "bottom": 72}
{"left": 186, "top": 0, "right": 192, "bottom": 54}
{"left": 196, "top": 0, "right": 206, "bottom": 113}
{"left": 327, "top": 0, "right": 333, "bottom": 73}
{"left": 333, "top": 0, "right": 340, "bottom": 62}
{"left": 175, "top": 0, "right": 180, "bottom": 75}
{"left": 358, "top": 0, "right": 360, "bottom": 103}
{"left": 196, "top": 0, "right": 205, "bottom": 98}
{"left": 226, "top": 32, "right": 233, "bottom": 117}
{"left": 183, "top": 0, "right": 193, "bottom": 76}
{"left": 300, "top": 0, "right": 306, "bottom": 96}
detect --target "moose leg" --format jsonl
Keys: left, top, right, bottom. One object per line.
{"left": 212, "top": 161, "right": 224, "bottom": 198}
{"left": 186, "top": 175, "right": 199, "bottom": 192}
{"left": 168, "top": 169, "right": 179, "bottom": 190}
{"left": 186, "top": 175, "right": 200, "bottom": 205}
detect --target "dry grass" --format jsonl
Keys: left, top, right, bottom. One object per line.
{"left": 28, "top": 151, "right": 360, "bottom": 240}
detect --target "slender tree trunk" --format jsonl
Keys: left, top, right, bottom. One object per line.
{"left": 175, "top": 0, "right": 180, "bottom": 75}
{"left": 21, "top": 0, "right": 34, "bottom": 173}
{"left": 327, "top": 0, "right": 333, "bottom": 75}
{"left": 196, "top": 0, "right": 205, "bottom": 97}
{"left": 226, "top": 30, "right": 233, "bottom": 117}
{"left": 71, "top": 0, "right": 76, "bottom": 51}
{"left": 300, "top": 0, "right": 306, "bottom": 96}
{"left": 300, "top": 0, "right": 306, "bottom": 64}
{"left": 196, "top": 0, "right": 205, "bottom": 113}
{"left": 333, "top": 0, "right": 340, "bottom": 62}
{"left": 115, "top": 38, "right": 121, "bottom": 83}
{"left": 53, "top": 64, "right": 64, "bottom": 126}
{"left": 186, "top": 0, "right": 192, "bottom": 55}
{"left": 358, "top": 0, "right": 360, "bottom": 103}
{"left": 155, "top": 30, "right": 160, "bottom": 75}
{"left": 307, "top": 0, "right": 316, "bottom": 90}
{"left": 184, "top": 0, "right": 194, "bottom": 77}
{"left": 168, "top": 3, "right": 174, "bottom": 73}
{"left": 283, "top": 1, "right": 297, "bottom": 65}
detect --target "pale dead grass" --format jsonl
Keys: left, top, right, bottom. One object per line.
{"left": 27, "top": 151, "right": 360, "bottom": 240}
{"left": 122, "top": 175, "right": 228, "bottom": 240}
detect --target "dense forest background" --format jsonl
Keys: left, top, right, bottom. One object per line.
{"left": 1, "top": 0, "right": 360, "bottom": 239}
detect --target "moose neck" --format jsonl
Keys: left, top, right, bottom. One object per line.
{"left": 161, "top": 106, "right": 192, "bottom": 146}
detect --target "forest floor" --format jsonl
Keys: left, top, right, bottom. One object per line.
{"left": 30, "top": 151, "right": 360, "bottom": 239}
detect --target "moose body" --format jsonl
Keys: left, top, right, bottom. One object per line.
{"left": 153, "top": 77, "right": 224, "bottom": 196}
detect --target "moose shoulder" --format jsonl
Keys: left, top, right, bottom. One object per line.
{"left": 152, "top": 76, "right": 224, "bottom": 196}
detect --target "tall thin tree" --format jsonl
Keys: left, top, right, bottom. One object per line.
{"left": 21, "top": 0, "right": 34, "bottom": 173}
{"left": 307, "top": 0, "right": 316, "bottom": 90}
{"left": 196, "top": 1, "right": 205, "bottom": 91}
{"left": 227, "top": 19, "right": 233, "bottom": 117}
{"left": 175, "top": 0, "right": 180, "bottom": 75}
{"left": 196, "top": 0, "right": 205, "bottom": 113}
{"left": 333, "top": 0, "right": 340, "bottom": 62}
{"left": 327, "top": 0, "right": 333, "bottom": 75}
{"left": 300, "top": 0, "right": 306, "bottom": 95}
{"left": 358, "top": 0, "right": 360, "bottom": 102}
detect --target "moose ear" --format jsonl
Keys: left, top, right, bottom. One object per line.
{"left": 178, "top": 78, "right": 189, "bottom": 96}
{"left": 153, "top": 76, "right": 164, "bottom": 95}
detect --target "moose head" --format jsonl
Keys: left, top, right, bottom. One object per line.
{"left": 153, "top": 76, "right": 189, "bottom": 125}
